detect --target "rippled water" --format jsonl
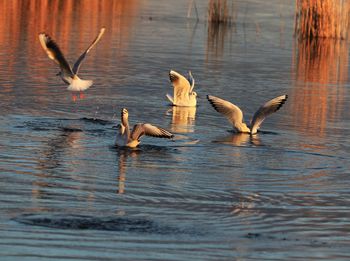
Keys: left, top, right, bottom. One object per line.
{"left": 1, "top": 0, "right": 350, "bottom": 260}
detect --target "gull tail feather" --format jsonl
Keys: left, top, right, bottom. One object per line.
{"left": 67, "top": 76, "right": 93, "bottom": 91}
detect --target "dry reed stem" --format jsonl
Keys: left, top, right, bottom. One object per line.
{"left": 206, "top": 0, "right": 236, "bottom": 60}
{"left": 207, "top": 21, "right": 229, "bottom": 58}
{"left": 295, "top": 0, "right": 350, "bottom": 39}
{"left": 208, "top": 0, "right": 235, "bottom": 26}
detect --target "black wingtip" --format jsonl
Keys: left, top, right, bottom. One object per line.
{"left": 282, "top": 94, "right": 288, "bottom": 103}
{"left": 206, "top": 95, "right": 217, "bottom": 110}
{"left": 164, "top": 129, "right": 174, "bottom": 139}
{"left": 169, "top": 70, "right": 180, "bottom": 83}
{"left": 275, "top": 95, "right": 288, "bottom": 112}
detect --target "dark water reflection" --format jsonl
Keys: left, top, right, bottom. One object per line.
{"left": 1, "top": 0, "right": 350, "bottom": 260}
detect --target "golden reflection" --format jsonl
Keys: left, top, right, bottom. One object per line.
{"left": 117, "top": 151, "right": 127, "bottom": 195}
{"left": 213, "top": 133, "right": 260, "bottom": 146}
{"left": 168, "top": 106, "right": 196, "bottom": 133}
{"left": 116, "top": 149, "right": 139, "bottom": 195}
{"left": 291, "top": 38, "right": 348, "bottom": 137}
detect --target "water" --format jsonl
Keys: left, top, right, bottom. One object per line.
{"left": 1, "top": 0, "right": 350, "bottom": 260}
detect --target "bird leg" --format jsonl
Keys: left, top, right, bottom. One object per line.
{"left": 71, "top": 93, "right": 77, "bottom": 102}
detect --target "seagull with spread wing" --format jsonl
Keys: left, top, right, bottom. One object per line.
{"left": 38, "top": 27, "right": 105, "bottom": 92}
{"left": 115, "top": 108, "right": 174, "bottom": 148}
{"left": 166, "top": 70, "right": 197, "bottom": 107}
{"left": 207, "top": 94, "right": 288, "bottom": 134}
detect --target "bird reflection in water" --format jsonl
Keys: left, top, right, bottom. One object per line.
{"left": 231, "top": 193, "right": 261, "bottom": 219}
{"left": 32, "top": 127, "right": 84, "bottom": 206}
{"left": 115, "top": 145, "right": 173, "bottom": 194}
{"left": 38, "top": 127, "right": 83, "bottom": 171}
{"left": 213, "top": 132, "right": 261, "bottom": 146}
{"left": 115, "top": 148, "right": 140, "bottom": 194}
{"left": 167, "top": 106, "right": 196, "bottom": 133}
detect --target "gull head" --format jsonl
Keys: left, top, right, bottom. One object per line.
{"left": 121, "top": 108, "right": 129, "bottom": 119}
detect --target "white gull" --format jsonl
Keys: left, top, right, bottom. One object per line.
{"left": 115, "top": 108, "right": 174, "bottom": 148}
{"left": 207, "top": 94, "right": 288, "bottom": 134}
{"left": 38, "top": 27, "right": 105, "bottom": 92}
{"left": 166, "top": 70, "right": 197, "bottom": 107}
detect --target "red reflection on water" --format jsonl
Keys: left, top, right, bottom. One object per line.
{"left": 291, "top": 38, "right": 348, "bottom": 137}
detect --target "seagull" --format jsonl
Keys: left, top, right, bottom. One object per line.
{"left": 207, "top": 94, "right": 288, "bottom": 134}
{"left": 166, "top": 70, "right": 197, "bottom": 107}
{"left": 115, "top": 108, "right": 174, "bottom": 148}
{"left": 38, "top": 27, "right": 106, "bottom": 92}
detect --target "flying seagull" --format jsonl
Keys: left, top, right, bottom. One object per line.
{"left": 38, "top": 27, "right": 106, "bottom": 92}
{"left": 167, "top": 70, "right": 197, "bottom": 107}
{"left": 115, "top": 108, "right": 174, "bottom": 148}
{"left": 207, "top": 94, "right": 288, "bottom": 134}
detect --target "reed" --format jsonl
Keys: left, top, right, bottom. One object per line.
{"left": 207, "top": 21, "right": 230, "bottom": 58}
{"left": 294, "top": 0, "right": 350, "bottom": 39}
{"left": 208, "top": 0, "right": 235, "bottom": 26}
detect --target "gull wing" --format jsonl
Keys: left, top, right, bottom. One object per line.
{"left": 207, "top": 95, "right": 246, "bottom": 132}
{"left": 131, "top": 123, "right": 174, "bottom": 141}
{"left": 72, "top": 27, "right": 106, "bottom": 75}
{"left": 169, "top": 70, "right": 191, "bottom": 104}
{"left": 38, "top": 33, "right": 74, "bottom": 77}
{"left": 188, "top": 71, "right": 195, "bottom": 93}
{"left": 250, "top": 95, "right": 288, "bottom": 134}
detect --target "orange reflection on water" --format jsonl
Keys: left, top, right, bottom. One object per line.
{"left": 0, "top": 0, "right": 139, "bottom": 96}
{"left": 168, "top": 106, "right": 196, "bottom": 133}
{"left": 213, "top": 133, "right": 261, "bottom": 147}
{"left": 291, "top": 38, "right": 348, "bottom": 137}
{"left": 116, "top": 149, "right": 139, "bottom": 195}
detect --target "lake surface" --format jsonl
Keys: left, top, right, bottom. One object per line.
{"left": 1, "top": 0, "right": 350, "bottom": 260}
